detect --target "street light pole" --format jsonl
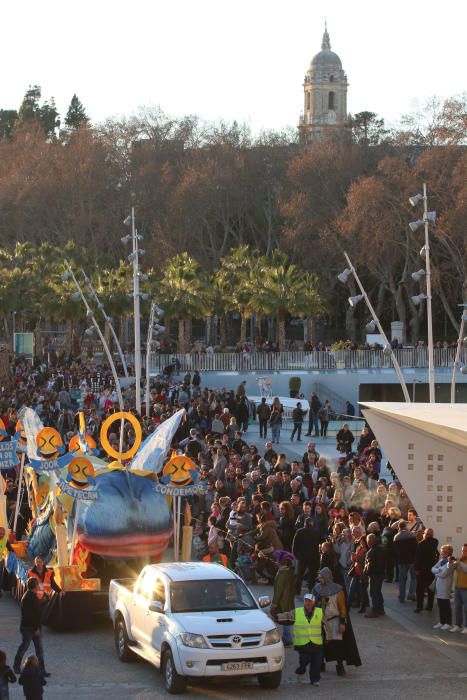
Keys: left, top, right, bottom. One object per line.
{"left": 423, "top": 183, "right": 435, "bottom": 403}
{"left": 145, "top": 302, "right": 156, "bottom": 418}
{"left": 132, "top": 208, "right": 142, "bottom": 415}
{"left": 82, "top": 272, "right": 129, "bottom": 378}
{"left": 343, "top": 252, "right": 411, "bottom": 403}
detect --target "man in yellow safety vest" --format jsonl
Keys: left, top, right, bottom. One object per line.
{"left": 292, "top": 593, "right": 324, "bottom": 686}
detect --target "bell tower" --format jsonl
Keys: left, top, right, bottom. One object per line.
{"left": 299, "top": 24, "right": 349, "bottom": 144}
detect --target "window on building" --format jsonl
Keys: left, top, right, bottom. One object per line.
{"left": 328, "top": 91, "right": 335, "bottom": 110}
{"left": 330, "top": 75, "right": 334, "bottom": 82}
{"left": 306, "top": 92, "right": 311, "bottom": 111}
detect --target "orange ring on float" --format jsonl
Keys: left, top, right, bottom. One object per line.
{"left": 99, "top": 411, "right": 142, "bottom": 461}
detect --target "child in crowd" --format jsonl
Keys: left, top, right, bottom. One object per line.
{"left": 18, "top": 656, "right": 46, "bottom": 700}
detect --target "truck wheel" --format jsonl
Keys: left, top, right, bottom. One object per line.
{"left": 163, "top": 649, "right": 187, "bottom": 694}
{"left": 258, "top": 670, "right": 282, "bottom": 689}
{"left": 115, "top": 618, "right": 135, "bottom": 662}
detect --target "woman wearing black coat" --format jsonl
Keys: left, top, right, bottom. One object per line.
{"left": 277, "top": 501, "right": 295, "bottom": 551}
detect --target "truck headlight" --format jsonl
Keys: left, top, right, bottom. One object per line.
{"left": 263, "top": 628, "right": 281, "bottom": 646}
{"left": 179, "top": 633, "right": 209, "bottom": 649}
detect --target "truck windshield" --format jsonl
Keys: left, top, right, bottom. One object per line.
{"left": 170, "top": 579, "right": 257, "bottom": 613}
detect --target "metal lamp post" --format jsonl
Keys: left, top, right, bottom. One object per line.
{"left": 82, "top": 272, "right": 129, "bottom": 378}
{"left": 122, "top": 209, "right": 145, "bottom": 415}
{"left": 409, "top": 184, "right": 436, "bottom": 403}
{"left": 338, "top": 252, "right": 411, "bottom": 403}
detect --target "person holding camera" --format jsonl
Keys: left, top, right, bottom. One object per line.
{"left": 431, "top": 544, "right": 456, "bottom": 630}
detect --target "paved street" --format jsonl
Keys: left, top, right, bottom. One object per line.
{"left": 2, "top": 581, "right": 467, "bottom": 700}
{"left": 2, "top": 424, "right": 466, "bottom": 699}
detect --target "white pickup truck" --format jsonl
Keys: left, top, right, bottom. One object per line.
{"left": 109, "top": 562, "right": 283, "bottom": 694}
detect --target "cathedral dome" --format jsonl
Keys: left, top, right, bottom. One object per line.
{"left": 309, "top": 25, "right": 343, "bottom": 73}
{"left": 310, "top": 49, "right": 342, "bottom": 70}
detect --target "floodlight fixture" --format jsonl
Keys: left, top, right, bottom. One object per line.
{"left": 86, "top": 309, "right": 94, "bottom": 318}
{"left": 348, "top": 294, "right": 363, "bottom": 307}
{"left": 460, "top": 366, "right": 467, "bottom": 375}
{"left": 61, "top": 271, "right": 71, "bottom": 282}
{"left": 121, "top": 234, "right": 131, "bottom": 244}
{"left": 123, "top": 215, "right": 132, "bottom": 227}
{"left": 127, "top": 252, "right": 136, "bottom": 262}
{"left": 409, "top": 193, "right": 424, "bottom": 207}
{"left": 140, "top": 292, "right": 149, "bottom": 301}
{"left": 411, "top": 269, "right": 426, "bottom": 283}
{"left": 420, "top": 245, "right": 426, "bottom": 259}
{"left": 424, "top": 211, "right": 437, "bottom": 225}
{"left": 409, "top": 219, "right": 424, "bottom": 233}
{"left": 138, "top": 273, "right": 149, "bottom": 281}
{"left": 365, "top": 320, "right": 376, "bottom": 332}
{"left": 153, "top": 305, "right": 164, "bottom": 317}
{"left": 70, "top": 291, "right": 81, "bottom": 302}
{"left": 382, "top": 343, "right": 393, "bottom": 357}
{"left": 411, "top": 293, "right": 427, "bottom": 306}
{"left": 337, "top": 268, "right": 351, "bottom": 284}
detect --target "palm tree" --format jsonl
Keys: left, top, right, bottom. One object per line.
{"left": 296, "top": 271, "right": 326, "bottom": 345}
{"left": 206, "top": 274, "right": 228, "bottom": 347}
{"left": 159, "top": 253, "right": 209, "bottom": 352}
{"left": 257, "top": 251, "right": 307, "bottom": 350}
{"left": 92, "top": 261, "right": 134, "bottom": 349}
{"left": 216, "top": 245, "right": 259, "bottom": 345}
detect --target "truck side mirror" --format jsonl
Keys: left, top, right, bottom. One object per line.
{"left": 258, "top": 595, "right": 270, "bottom": 608}
{"left": 149, "top": 600, "right": 164, "bottom": 613}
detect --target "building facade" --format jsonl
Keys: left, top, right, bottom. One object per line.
{"left": 298, "top": 24, "right": 349, "bottom": 144}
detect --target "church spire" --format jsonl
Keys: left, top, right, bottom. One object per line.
{"left": 321, "top": 21, "right": 331, "bottom": 50}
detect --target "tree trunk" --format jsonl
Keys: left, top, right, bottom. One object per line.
{"left": 178, "top": 319, "right": 186, "bottom": 353}
{"left": 205, "top": 316, "right": 211, "bottom": 345}
{"left": 185, "top": 318, "right": 192, "bottom": 349}
{"left": 104, "top": 319, "right": 112, "bottom": 352}
{"left": 240, "top": 315, "right": 247, "bottom": 345}
{"left": 254, "top": 314, "right": 262, "bottom": 345}
{"left": 277, "top": 311, "right": 286, "bottom": 350}
{"left": 268, "top": 315, "right": 274, "bottom": 343}
{"left": 119, "top": 316, "right": 126, "bottom": 349}
{"left": 3, "top": 318, "right": 10, "bottom": 345}
{"left": 219, "top": 316, "right": 227, "bottom": 347}
{"left": 33, "top": 320, "right": 41, "bottom": 360}
{"left": 65, "top": 320, "right": 73, "bottom": 354}
{"left": 306, "top": 317, "right": 317, "bottom": 345}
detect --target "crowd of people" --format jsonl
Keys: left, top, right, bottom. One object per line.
{"left": 1, "top": 355, "right": 467, "bottom": 694}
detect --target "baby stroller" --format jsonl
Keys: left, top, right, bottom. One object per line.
{"left": 235, "top": 554, "right": 257, "bottom": 584}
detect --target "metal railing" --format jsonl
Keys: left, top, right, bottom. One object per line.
{"left": 143, "top": 347, "right": 466, "bottom": 373}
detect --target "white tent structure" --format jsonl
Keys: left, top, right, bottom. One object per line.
{"left": 360, "top": 402, "right": 467, "bottom": 553}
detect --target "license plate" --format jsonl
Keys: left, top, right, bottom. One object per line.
{"left": 221, "top": 661, "right": 254, "bottom": 671}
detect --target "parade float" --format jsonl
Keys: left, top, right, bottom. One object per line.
{"left": 0, "top": 408, "right": 192, "bottom": 629}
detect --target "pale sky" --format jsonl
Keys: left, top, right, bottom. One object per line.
{"left": 2, "top": 0, "right": 466, "bottom": 133}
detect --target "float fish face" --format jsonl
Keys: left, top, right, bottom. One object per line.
{"left": 68, "top": 433, "right": 97, "bottom": 455}
{"left": 77, "top": 470, "right": 172, "bottom": 560}
{"left": 15, "top": 420, "right": 27, "bottom": 445}
{"left": 36, "top": 427, "right": 64, "bottom": 460}
{"left": 162, "top": 455, "right": 197, "bottom": 487}
{"left": 66, "top": 456, "right": 96, "bottom": 490}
